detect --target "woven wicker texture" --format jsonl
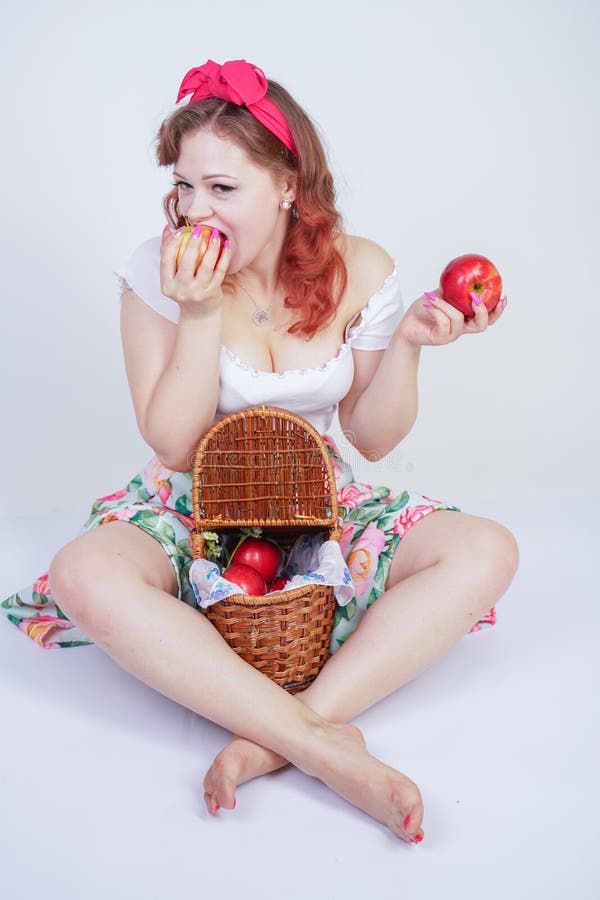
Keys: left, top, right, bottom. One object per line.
{"left": 191, "top": 406, "right": 342, "bottom": 693}
{"left": 192, "top": 405, "right": 339, "bottom": 530}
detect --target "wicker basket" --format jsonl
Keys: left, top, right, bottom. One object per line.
{"left": 190, "top": 405, "right": 342, "bottom": 694}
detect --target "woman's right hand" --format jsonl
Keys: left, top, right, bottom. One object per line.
{"left": 159, "top": 225, "right": 230, "bottom": 316}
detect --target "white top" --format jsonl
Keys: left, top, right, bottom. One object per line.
{"left": 114, "top": 237, "right": 405, "bottom": 435}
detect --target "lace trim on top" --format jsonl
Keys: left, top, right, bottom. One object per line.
{"left": 221, "top": 263, "right": 400, "bottom": 378}
{"left": 221, "top": 342, "right": 352, "bottom": 379}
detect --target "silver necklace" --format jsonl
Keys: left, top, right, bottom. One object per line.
{"left": 236, "top": 277, "right": 270, "bottom": 326}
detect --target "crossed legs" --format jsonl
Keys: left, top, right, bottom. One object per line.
{"left": 48, "top": 511, "right": 519, "bottom": 843}
{"left": 203, "top": 510, "right": 519, "bottom": 826}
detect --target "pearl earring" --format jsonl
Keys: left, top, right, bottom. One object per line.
{"left": 280, "top": 199, "right": 292, "bottom": 210}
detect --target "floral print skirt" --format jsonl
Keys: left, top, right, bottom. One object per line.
{"left": 1, "top": 434, "right": 495, "bottom": 652}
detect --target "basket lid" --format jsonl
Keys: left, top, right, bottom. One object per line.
{"left": 192, "top": 406, "right": 339, "bottom": 528}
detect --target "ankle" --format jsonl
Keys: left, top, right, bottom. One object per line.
{"left": 295, "top": 686, "right": 345, "bottom": 725}
{"left": 286, "top": 716, "right": 350, "bottom": 779}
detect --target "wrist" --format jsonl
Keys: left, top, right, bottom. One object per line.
{"left": 178, "top": 297, "right": 222, "bottom": 323}
{"left": 391, "top": 326, "right": 422, "bottom": 355}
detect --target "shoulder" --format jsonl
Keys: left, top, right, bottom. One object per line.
{"left": 336, "top": 234, "right": 396, "bottom": 298}
{"left": 334, "top": 234, "right": 398, "bottom": 326}
{"left": 115, "top": 235, "right": 180, "bottom": 325}
{"left": 334, "top": 234, "right": 404, "bottom": 348}
{"left": 339, "top": 233, "right": 395, "bottom": 268}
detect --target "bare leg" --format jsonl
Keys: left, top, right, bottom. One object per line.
{"left": 48, "top": 521, "right": 428, "bottom": 841}
{"left": 203, "top": 512, "right": 519, "bottom": 830}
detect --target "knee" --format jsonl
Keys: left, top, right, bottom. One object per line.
{"left": 469, "top": 520, "right": 520, "bottom": 586}
{"left": 48, "top": 541, "right": 107, "bottom": 626}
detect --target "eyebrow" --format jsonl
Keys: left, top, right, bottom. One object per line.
{"left": 172, "top": 171, "right": 239, "bottom": 181}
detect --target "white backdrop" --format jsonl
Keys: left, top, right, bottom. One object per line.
{"left": 1, "top": 0, "right": 598, "bottom": 515}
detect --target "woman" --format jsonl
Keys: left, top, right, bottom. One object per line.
{"left": 2, "top": 59, "right": 519, "bottom": 843}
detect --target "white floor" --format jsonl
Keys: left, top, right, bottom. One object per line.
{"left": 1, "top": 497, "right": 598, "bottom": 900}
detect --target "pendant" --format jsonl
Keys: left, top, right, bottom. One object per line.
{"left": 252, "top": 307, "right": 269, "bottom": 326}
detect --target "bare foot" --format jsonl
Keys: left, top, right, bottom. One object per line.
{"left": 203, "top": 736, "right": 289, "bottom": 813}
{"left": 307, "top": 722, "right": 425, "bottom": 842}
{"left": 204, "top": 725, "right": 425, "bottom": 844}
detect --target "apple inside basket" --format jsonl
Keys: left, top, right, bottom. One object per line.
{"left": 188, "top": 528, "right": 355, "bottom": 693}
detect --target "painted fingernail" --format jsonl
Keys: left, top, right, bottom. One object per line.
{"left": 404, "top": 815, "right": 411, "bottom": 830}
{"left": 470, "top": 292, "right": 482, "bottom": 306}
{"left": 211, "top": 227, "right": 220, "bottom": 241}
{"left": 192, "top": 224, "right": 202, "bottom": 238}
{"left": 423, "top": 302, "right": 434, "bottom": 309}
{"left": 424, "top": 291, "right": 438, "bottom": 302}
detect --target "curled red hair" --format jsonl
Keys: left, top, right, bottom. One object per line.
{"left": 155, "top": 79, "right": 347, "bottom": 339}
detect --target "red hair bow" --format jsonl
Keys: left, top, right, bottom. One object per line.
{"left": 176, "top": 59, "right": 297, "bottom": 157}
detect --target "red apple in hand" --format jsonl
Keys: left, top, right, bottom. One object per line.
{"left": 230, "top": 538, "right": 282, "bottom": 585}
{"left": 439, "top": 254, "right": 502, "bottom": 318}
{"left": 175, "top": 224, "right": 226, "bottom": 273}
{"left": 223, "top": 563, "right": 267, "bottom": 596}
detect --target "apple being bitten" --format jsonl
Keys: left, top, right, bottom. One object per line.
{"left": 175, "top": 224, "right": 226, "bottom": 273}
{"left": 439, "top": 254, "right": 502, "bottom": 318}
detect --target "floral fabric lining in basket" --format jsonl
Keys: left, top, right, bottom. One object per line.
{"left": 190, "top": 533, "right": 355, "bottom": 609}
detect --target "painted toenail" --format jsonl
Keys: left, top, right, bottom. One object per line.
{"left": 404, "top": 815, "right": 411, "bottom": 830}
{"left": 411, "top": 833, "right": 423, "bottom": 843}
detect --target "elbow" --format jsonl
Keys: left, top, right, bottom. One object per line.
{"left": 137, "top": 430, "right": 186, "bottom": 473}
{"left": 158, "top": 459, "right": 192, "bottom": 474}
{"left": 142, "top": 413, "right": 216, "bottom": 474}
{"left": 356, "top": 446, "right": 387, "bottom": 463}
{"left": 145, "top": 440, "right": 198, "bottom": 473}
{"left": 142, "top": 422, "right": 204, "bottom": 473}
{"left": 154, "top": 450, "right": 197, "bottom": 473}
{"left": 356, "top": 416, "right": 417, "bottom": 462}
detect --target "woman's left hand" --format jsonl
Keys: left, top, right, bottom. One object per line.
{"left": 396, "top": 290, "right": 508, "bottom": 348}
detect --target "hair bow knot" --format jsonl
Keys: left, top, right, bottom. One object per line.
{"left": 175, "top": 59, "right": 297, "bottom": 157}
{"left": 176, "top": 59, "right": 268, "bottom": 107}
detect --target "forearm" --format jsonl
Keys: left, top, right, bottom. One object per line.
{"left": 347, "top": 334, "right": 421, "bottom": 461}
{"left": 144, "top": 304, "right": 222, "bottom": 471}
